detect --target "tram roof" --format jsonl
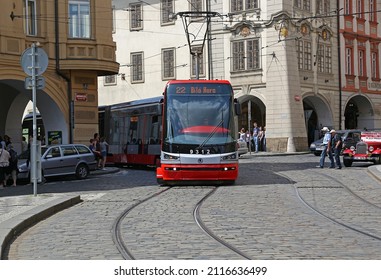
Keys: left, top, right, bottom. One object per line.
{"left": 99, "top": 96, "right": 163, "bottom": 111}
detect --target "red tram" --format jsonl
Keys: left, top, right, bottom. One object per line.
{"left": 99, "top": 96, "right": 163, "bottom": 167}
{"left": 156, "top": 80, "right": 240, "bottom": 185}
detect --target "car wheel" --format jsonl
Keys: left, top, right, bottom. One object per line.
{"left": 314, "top": 152, "right": 321, "bottom": 156}
{"left": 76, "top": 164, "right": 89, "bottom": 179}
{"left": 343, "top": 158, "right": 353, "bottom": 167}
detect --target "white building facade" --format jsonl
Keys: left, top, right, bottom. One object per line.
{"left": 98, "top": 0, "right": 381, "bottom": 152}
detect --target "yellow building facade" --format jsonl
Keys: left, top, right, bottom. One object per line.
{"left": 0, "top": 0, "right": 118, "bottom": 150}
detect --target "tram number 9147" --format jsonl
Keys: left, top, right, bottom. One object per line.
{"left": 190, "top": 149, "right": 211, "bottom": 155}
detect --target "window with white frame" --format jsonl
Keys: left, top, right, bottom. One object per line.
{"left": 344, "top": 0, "right": 352, "bottom": 14}
{"left": 371, "top": 51, "right": 378, "bottom": 79}
{"left": 231, "top": 0, "right": 258, "bottom": 12}
{"left": 345, "top": 47, "right": 353, "bottom": 75}
{"left": 162, "top": 48, "right": 175, "bottom": 80}
{"left": 23, "top": 0, "right": 37, "bottom": 36}
{"left": 161, "top": 0, "right": 174, "bottom": 24}
{"left": 104, "top": 75, "right": 117, "bottom": 85}
{"left": 316, "top": 0, "right": 330, "bottom": 14}
{"left": 69, "top": 0, "right": 90, "bottom": 38}
{"left": 325, "top": 46, "right": 332, "bottom": 74}
{"left": 232, "top": 39, "right": 260, "bottom": 72}
{"left": 190, "top": 0, "right": 202, "bottom": 11}
{"left": 370, "top": 0, "right": 376, "bottom": 21}
{"left": 358, "top": 50, "right": 365, "bottom": 77}
{"left": 131, "top": 52, "right": 144, "bottom": 83}
{"left": 191, "top": 46, "right": 205, "bottom": 78}
{"left": 357, "top": 0, "right": 364, "bottom": 18}
{"left": 294, "top": 0, "right": 310, "bottom": 11}
{"left": 297, "top": 40, "right": 312, "bottom": 70}
{"left": 130, "top": 3, "right": 142, "bottom": 30}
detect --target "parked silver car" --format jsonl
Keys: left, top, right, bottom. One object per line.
{"left": 17, "top": 144, "right": 97, "bottom": 180}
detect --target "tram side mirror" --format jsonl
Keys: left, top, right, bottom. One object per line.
{"left": 234, "top": 99, "right": 241, "bottom": 116}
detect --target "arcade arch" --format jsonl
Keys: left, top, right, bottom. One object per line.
{"left": 344, "top": 95, "right": 374, "bottom": 130}
{"left": 0, "top": 79, "right": 68, "bottom": 153}
{"left": 303, "top": 95, "right": 333, "bottom": 144}
{"left": 237, "top": 95, "right": 266, "bottom": 131}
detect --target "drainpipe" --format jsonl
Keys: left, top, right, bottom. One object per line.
{"left": 337, "top": 2, "right": 343, "bottom": 130}
{"left": 55, "top": 0, "right": 74, "bottom": 143}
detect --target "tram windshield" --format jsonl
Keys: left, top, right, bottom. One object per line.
{"left": 163, "top": 83, "right": 236, "bottom": 154}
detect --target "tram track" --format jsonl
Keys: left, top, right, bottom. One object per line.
{"left": 193, "top": 187, "right": 252, "bottom": 260}
{"left": 278, "top": 170, "right": 381, "bottom": 242}
{"left": 112, "top": 185, "right": 252, "bottom": 260}
{"left": 112, "top": 187, "right": 172, "bottom": 259}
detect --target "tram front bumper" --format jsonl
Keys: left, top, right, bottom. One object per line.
{"left": 157, "top": 163, "right": 238, "bottom": 182}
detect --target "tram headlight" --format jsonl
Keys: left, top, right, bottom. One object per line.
{"left": 221, "top": 153, "right": 237, "bottom": 161}
{"left": 163, "top": 153, "right": 179, "bottom": 160}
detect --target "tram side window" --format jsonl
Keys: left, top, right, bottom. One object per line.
{"left": 128, "top": 116, "right": 139, "bottom": 144}
{"left": 149, "top": 115, "right": 160, "bottom": 144}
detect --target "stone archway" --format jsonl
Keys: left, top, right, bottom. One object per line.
{"left": 344, "top": 95, "right": 374, "bottom": 130}
{"left": 237, "top": 95, "right": 266, "bottom": 131}
{"left": 303, "top": 95, "right": 334, "bottom": 144}
{"left": 0, "top": 79, "right": 68, "bottom": 153}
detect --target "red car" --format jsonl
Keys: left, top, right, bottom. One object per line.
{"left": 342, "top": 131, "right": 381, "bottom": 167}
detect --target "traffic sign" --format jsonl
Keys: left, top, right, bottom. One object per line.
{"left": 25, "top": 76, "right": 45, "bottom": 89}
{"left": 20, "top": 46, "right": 49, "bottom": 76}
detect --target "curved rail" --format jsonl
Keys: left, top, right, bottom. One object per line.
{"left": 278, "top": 171, "right": 381, "bottom": 242}
{"left": 193, "top": 187, "right": 252, "bottom": 260}
{"left": 112, "top": 187, "right": 171, "bottom": 260}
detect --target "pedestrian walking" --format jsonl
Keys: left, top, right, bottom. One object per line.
{"left": 317, "top": 127, "right": 335, "bottom": 168}
{"left": 252, "top": 122, "right": 259, "bottom": 152}
{"left": 331, "top": 129, "right": 342, "bottom": 169}
{"left": 100, "top": 137, "right": 109, "bottom": 170}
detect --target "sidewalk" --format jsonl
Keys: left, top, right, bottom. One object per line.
{"left": 0, "top": 167, "right": 119, "bottom": 259}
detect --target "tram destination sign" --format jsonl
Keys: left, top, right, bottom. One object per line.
{"left": 168, "top": 83, "right": 232, "bottom": 95}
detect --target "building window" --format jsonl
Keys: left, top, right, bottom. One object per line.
{"left": 246, "top": 0, "right": 259, "bottom": 10}
{"left": 344, "top": 0, "right": 352, "bottom": 14}
{"left": 112, "top": 6, "right": 116, "bottom": 33}
{"left": 356, "top": 0, "right": 364, "bottom": 18}
{"left": 294, "top": 0, "right": 310, "bottom": 11}
{"left": 191, "top": 46, "right": 205, "bottom": 78}
{"left": 358, "top": 50, "right": 365, "bottom": 77}
{"left": 297, "top": 40, "right": 312, "bottom": 70}
{"left": 232, "top": 39, "right": 260, "bottom": 72}
{"left": 345, "top": 47, "right": 353, "bottom": 75}
{"left": 131, "top": 52, "right": 144, "bottom": 83}
{"left": 23, "top": 0, "right": 37, "bottom": 36}
{"left": 69, "top": 0, "right": 90, "bottom": 38}
{"left": 104, "top": 75, "right": 117, "bottom": 85}
{"left": 371, "top": 52, "right": 379, "bottom": 79}
{"left": 130, "top": 3, "right": 142, "bottom": 30}
{"left": 316, "top": 0, "right": 330, "bottom": 14}
{"left": 190, "top": 0, "right": 202, "bottom": 11}
{"left": 231, "top": 0, "right": 258, "bottom": 12}
{"left": 304, "top": 41, "right": 312, "bottom": 70}
{"left": 369, "top": 0, "right": 376, "bottom": 22}
{"left": 162, "top": 48, "right": 175, "bottom": 80}
{"left": 325, "top": 46, "right": 332, "bottom": 74}
{"left": 161, "top": 0, "right": 174, "bottom": 24}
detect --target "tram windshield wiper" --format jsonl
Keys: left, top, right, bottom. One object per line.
{"left": 195, "top": 119, "right": 224, "bottom": 151}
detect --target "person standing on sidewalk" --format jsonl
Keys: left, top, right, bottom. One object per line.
{"left": 331, "top": 129, "right": 342, "bottom": 169}
{"left": 0, "top": 145, "right": 10, "bottom": 188}
{"left": 318, "top": 127, "right": 335, "bottom": 168}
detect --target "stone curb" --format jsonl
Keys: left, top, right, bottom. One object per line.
{"left": 0, "top": 195, "right": 81, "bottom": 260}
